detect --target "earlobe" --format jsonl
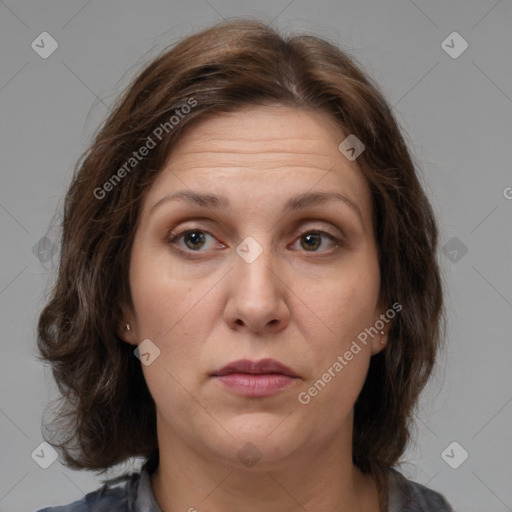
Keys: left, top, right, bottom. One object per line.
{"left": 371, "top": 303, "right": 391, "bottom": 354}
{"left": 115, "top": 303, "right": 138, "bottom": 345}
{"left": 376, "top": 300, "right": 399, "bottom": 354}
{"left": 118, "top": 322, "right": 138, "bottom": 345}
{"left": 370, "top": 330, "right": 387, "bottom": 355}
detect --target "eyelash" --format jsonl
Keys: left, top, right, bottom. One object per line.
{"left": 166, "top": 226, "right": 344, "bottom": 257}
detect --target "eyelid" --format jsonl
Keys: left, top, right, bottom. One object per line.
{"left": 292, "top": 222, "right": 345, "bottom": 242}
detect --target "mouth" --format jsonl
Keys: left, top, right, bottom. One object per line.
{"left": 211, "top": 358, "right": 300, "bottom": 397}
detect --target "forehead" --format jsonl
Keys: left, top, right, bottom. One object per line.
{"left": 141, "top": 105, "right": 372, "bottom": 225}
{"left": 168, "top": 104, "right": 347, "bottom": 169}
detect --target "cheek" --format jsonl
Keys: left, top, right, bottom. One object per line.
{"left": 298, "top": 351, "right": 370, "bottom": 440}
{"left": 308, "top": 267, "right": 379, "bottom": 341}
{"left": 141, "top": 362, "right": 211, "bottom": 440}
{"left": 296, "top": 281, "right": 376, "bottom": 426}
{"left": 130, "top": 243, "right": 197, "bottom": 333}
{"left": 129, "top": 245, "right": 227, "bottom": 387}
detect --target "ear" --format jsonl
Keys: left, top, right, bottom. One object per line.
{"left": 116, "top": 304, "right": 138, "bottom": 346}
{"left": 369, "top": 301, "right": 392, "bottom": 355}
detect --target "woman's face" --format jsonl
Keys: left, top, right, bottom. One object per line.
{"left": 122, "top": 104, "right": 387, "bottom": 469}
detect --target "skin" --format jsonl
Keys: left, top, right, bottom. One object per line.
{"left": 119, "top": 104, "right": 389, "bottom": 512}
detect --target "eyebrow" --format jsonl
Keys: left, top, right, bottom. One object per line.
{"left": 150, "top": 190, "right": 364, "bottom": 226}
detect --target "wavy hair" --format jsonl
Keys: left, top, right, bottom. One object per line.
{"left": 37, "top": 19, "right": 444, "bottom": 511}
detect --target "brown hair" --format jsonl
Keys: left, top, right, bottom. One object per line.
{"left": 37, "top": 18, "right": 444, "bottom": 511}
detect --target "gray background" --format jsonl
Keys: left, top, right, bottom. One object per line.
{"left": 0, "top": 1, "right": 511, "bottom": 511}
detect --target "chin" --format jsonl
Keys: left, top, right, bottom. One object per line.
{"left": 204, "top": 415, "right": 307, "bottom": 470}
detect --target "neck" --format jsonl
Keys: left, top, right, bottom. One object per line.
{"left": 150, "top": 428, "right": 380, "bottom": 512}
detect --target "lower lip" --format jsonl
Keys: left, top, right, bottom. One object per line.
{"left": 213, "top": 373, "right": 298, "bottom": 397}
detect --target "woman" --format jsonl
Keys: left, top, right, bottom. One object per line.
{"left": 36, "top": 19, "right": 453, "bottom": 512}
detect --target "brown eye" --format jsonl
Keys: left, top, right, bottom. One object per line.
{"left": 182, "top": 230, "right": 206, "bottom": 250}
{"left": 301, "top": 232, "right": 322, "bottom": 251}
{"left": 168, "top": 229, "right": 215, "bottom": 252}
{"left": 294, "top": 230, "right": 340, "bottom": 253}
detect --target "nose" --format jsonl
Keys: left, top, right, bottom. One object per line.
{"left": 223, "top": 237, "right": 290, "bottom": 335}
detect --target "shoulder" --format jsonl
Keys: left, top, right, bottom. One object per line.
{"left": 35, "top": 472, "right": 140, "bottom": 512}
{"left": 388, "top": 468, "right": 454, "bottom": 512}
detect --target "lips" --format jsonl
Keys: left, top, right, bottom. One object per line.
{"left": 211, "top": 358, "right": 300, "bottom": 397}
{"left": 211, "top": 358, "right": 299, "bottom": 378}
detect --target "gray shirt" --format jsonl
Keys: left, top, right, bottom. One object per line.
{"left": 36, "top": 464, "right": 453, "bottom": 512}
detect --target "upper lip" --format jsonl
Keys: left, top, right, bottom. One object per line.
{"left": 211, "top": 359, "right": 299, "bottom": 378}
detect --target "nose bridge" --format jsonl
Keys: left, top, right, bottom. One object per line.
{"left": 234, "top": 234, "right": 278, "bottom": 297}
{"left": 226, "top": 233, "right": 288, "bottom": 331}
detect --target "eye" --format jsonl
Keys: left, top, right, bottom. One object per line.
{"left": 291, "top": 230, "right": 342, "bottom": 253}
{"left": 167, "top": 229, "right": 219, "bottom": 252}
{"left": 166, "top": 226, "right": 343, "bottom": 256}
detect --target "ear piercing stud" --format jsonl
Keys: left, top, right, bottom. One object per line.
{"left": 380, "top": 331, "right": 385, "bottom": 344}
{"left": 126, "top": 323, "right": 131, "bottom": 331}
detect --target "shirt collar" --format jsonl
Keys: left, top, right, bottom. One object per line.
{"left": 134, "top": 464, "right": 162, "bottom": 512}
